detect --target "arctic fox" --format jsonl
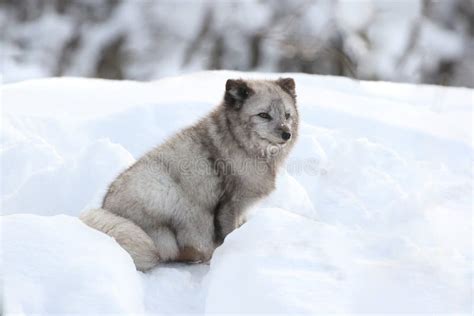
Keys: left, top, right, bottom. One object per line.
{"left": 80, "top": 78, "right": 299, "bottom": 271}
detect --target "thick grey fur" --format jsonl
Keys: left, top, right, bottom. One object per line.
{"left": 80, "top": 78, "right": 299, "bottom": 271}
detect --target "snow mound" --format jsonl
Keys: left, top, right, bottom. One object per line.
{"left": 206, "top": 208, "right": 469, "bottom": 313}
{"left": 1, "top": 71, "right": 472, "bottom": 314}
{"left": 2, "top": 138, "right": 134, "bottom": 215}
{"left": 206, "top": 208, "right": 339, "bottom": 313}
{"left": 1, "top": 214, "right": 144, "bottom": 314}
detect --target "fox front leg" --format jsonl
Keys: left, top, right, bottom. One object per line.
{"left": 213, "top": 199, "right": 240, "bottom": 245}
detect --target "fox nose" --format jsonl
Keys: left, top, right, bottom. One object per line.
{"left": 281, "top": 132, "right": 291, "bottom": 141}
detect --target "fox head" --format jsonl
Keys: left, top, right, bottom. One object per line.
{"left": 223, "top": 78, "right": 298, "bottom": 157}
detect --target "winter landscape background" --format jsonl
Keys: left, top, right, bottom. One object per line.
{"left": 1, "top": 0, "right": 473, "bottom": 315}
{"left": 1, "top": 0, "right": 474, "bottom": 87}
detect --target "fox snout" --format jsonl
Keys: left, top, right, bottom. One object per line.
{"left": 278, "top": 124, "right": 291, "bottom": 141}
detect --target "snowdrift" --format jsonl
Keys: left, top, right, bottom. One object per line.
{"left": 1, "top": 71, "right": 472, "bottom": 314}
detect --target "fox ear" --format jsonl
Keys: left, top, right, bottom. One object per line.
{"left": 277, "top": 78, "right": 296, "bottom": 98}
{"left": 224, "top": 79, "right": 254, "bottom": 110}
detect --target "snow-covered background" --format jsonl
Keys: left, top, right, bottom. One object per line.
{"left": 1, "top": 71, "right": 472, "bottom": 314}
{"left": 1, "top": 0, "right": 473, "bottom": 87}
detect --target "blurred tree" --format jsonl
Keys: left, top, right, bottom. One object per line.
{"left": 1, "top": 0, "right": 472, "bottom": 87}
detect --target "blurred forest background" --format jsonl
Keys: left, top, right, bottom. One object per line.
{"left": 1, "top": 0, "right": 473, "bottom": 87}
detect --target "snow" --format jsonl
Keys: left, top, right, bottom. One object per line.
{"left": 2, "top": 214, "right": 144, "bottom": 314}
{"left": 1, "top": 71, "right": 472, "bottom": 314}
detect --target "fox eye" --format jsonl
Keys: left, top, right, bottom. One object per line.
{"left": 258, "top": 112, "right": 272, "bottom": 120}
{"left": 285, "top": 113, "right": 291, "bottom": 119}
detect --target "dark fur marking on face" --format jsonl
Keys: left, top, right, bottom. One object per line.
{"left": 224, "top": 79, "right": 254, "bottom": 110}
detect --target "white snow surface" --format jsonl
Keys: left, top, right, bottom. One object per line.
{"left": 1, "top": 71, "right": 472, "bottom": 314}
